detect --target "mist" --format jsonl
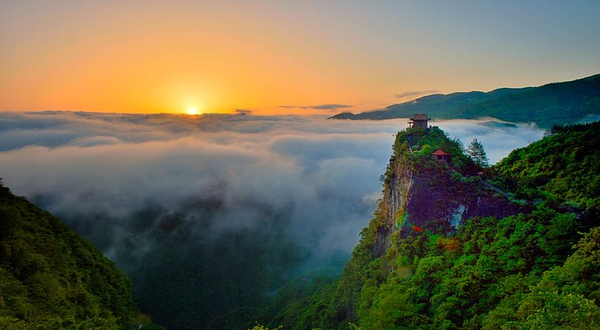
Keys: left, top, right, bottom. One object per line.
{"left": 0, "top": 111, "right": 544, "bottom": 329}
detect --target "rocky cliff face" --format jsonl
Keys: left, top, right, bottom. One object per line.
{"left": 373, "top": 128, "right": 528, "bottom": 257}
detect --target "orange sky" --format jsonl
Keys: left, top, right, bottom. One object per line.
{"left": 1, "top": 0, "right": 599, "bottom": 115}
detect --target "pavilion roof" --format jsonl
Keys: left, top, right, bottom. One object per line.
{"left": 411, "top": 114, "right": 428, "bottom": 120}
{"left": 432, "top": 149, "right": 450, "bottom": 156}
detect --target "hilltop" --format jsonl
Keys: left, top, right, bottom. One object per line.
{"left": 332, "top": 74, "right": 600, "bottom": 128}
{"left": 253, "top": 121, "right": 600, "bottom": 329}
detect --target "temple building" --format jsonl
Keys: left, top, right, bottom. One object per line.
{"left": 408, "top": 114, "right": 429, "bottom": 129}
{"left": 432, "top": 149, "right": 450, "bottom": 162}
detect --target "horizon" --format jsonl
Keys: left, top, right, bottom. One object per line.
{"left": 4, "top": 71, "right": 600, "bottom": 117}
{"left": 2, "top": 0, "right": 600, "bottom": 115}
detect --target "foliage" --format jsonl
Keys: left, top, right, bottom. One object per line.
{"left": 466, "top": 138, "right": 489, "bottom": 168}
{"left": 494, "top": 120, "right": 600, "bottom": 219}
{"left": 0, "top": 181, "right": 162, "bottom": 329}
{"left": 391, "top": 126, "right": 476, "bottom": 175}
{"left": 247, "top": 325, "right": 283, "bottom": 330}
{"left": 267, "top": 205, "right": 597, "bottom": 329}
{"left": 482, "top": 227, "right": 600, "bottom": 330}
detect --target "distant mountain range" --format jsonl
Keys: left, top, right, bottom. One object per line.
{"left": 332, "top": 73, "right": 600, "bottom": 128}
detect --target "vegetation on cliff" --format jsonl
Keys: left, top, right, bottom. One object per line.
{"left": 253, "top": 122, "right": 600, "bottom": 330}
{"left": 0, "top": 181, "right": 163, "bottom": 329}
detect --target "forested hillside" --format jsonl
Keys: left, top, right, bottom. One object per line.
{"left": 332, "top": 88, "right": 528, "bottom": 120}
{"left": 494, "top": 121, "right": 600, "bottom": 220}
{"left": 253, "top": 121, "right": 600, "bottom": 330}
{"left": 332, "top": 74, "right": 600, "bottom": 128}
{"left": 0, "top": 181, "right": 163, "bottom": 329}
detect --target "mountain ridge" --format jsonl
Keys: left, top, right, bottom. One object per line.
{"left": 332, "top": 73, "right": 600, "bottom": 128}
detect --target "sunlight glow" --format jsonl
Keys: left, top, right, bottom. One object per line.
{"left": 186, "top": 108, "right": 200, "bottom": 115}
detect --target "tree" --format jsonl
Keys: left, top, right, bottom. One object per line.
{"left": 467, "top": 138, "right": 489, "bottom": 168}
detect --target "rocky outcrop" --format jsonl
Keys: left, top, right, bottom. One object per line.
{"left": 373, "top": 130, "right": 529, "bottom": 257}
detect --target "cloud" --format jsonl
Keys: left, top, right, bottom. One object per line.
{"left": 310, "top": 104, "right": 352, "bottom": 110}
{"left": 279, "top": 104, "right": 352, "bottom": 110}
{"left": 234, "top": 109, "right": 253, "bottom": 115}
{"left": 0, "top": 111, "right": 544, "bottom": 328}
{"left": 394, "top": 90, "right": 441, "bottom": 99}
{"left": 579, "top": 114, "right": 600, "bottom": 124}
{"left": 432, "top": 119, "right": 544, "bottom": 164}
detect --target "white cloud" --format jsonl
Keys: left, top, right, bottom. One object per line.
{"left": 0, "top": 112, "right": 544, "bottom": 257}
{"left": 0, "top": 111, "right": 545, "bottom": 324}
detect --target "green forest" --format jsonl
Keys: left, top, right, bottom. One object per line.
{"left": 0, "top": 181, "right": 164, "bottom": 329}
{"left": 252, "top": 121, "right": 600, "bottom": 329}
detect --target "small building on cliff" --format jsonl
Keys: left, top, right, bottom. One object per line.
{"left": 432, "top": 149, "right": 450, "bottom": 162}
{"left": 408, "top": 114, "right": 429, "bottom": 129}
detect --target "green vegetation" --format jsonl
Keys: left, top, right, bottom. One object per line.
{"left": 390, "top": 126, "right": 475, "bottom": 174}
{"left": 466, "top": 138, "right": 489, "bottom": 168}
{"left": 258, "top": 206, "right": 596, "bottom": 330}
{"left": 0, "top": 180, "right": 163, "bottom": 329}
{"left": 332, "top": 73, "right": 600, "bottom": 128}
{"left": 332, "top": 89, "right": 528, "bottom": 121}
{"left": 455, "top": 75, "right": 600, "bottom": 128}
{"left": 254, "top": 121, "right": 600, "bottom": 330}
{"left": 494, "top": 120, "right": 600, "bottom": 219}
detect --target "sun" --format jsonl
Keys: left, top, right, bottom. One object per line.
{"left": 186, "top": 108, "right": 200, "bottom": 115}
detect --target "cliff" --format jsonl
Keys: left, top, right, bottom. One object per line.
{"left": 373, "top": 126, "right": 527, "bottom": 256}
{"left": 262, "top": 122, "right": 600, "bottom": 330}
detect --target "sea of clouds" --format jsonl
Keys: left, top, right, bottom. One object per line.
{"left": 0, "top": 111, "right": 544, "bottom": 327}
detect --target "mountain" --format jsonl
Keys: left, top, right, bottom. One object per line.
{"left": 371, "top": 127, "right": 528, "bottom": 257}
{"left": 254, "top": 121, "right": 600, "bottom": 329}
{"left": 332, "top": 74, "right": 600, "bottom": 128}
{"left": 332, "top": 88, "right": 529, "bottom": 120}
{"left": 0, "top": 181, "right": 164, "bottom": 329}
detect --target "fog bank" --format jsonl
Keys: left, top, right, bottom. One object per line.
{"left": 0, "top": 111, "right": 544, "bottom": 329}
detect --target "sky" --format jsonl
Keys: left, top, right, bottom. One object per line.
{"left": 1, "top": 0, "right": 599, "bottom": 115}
